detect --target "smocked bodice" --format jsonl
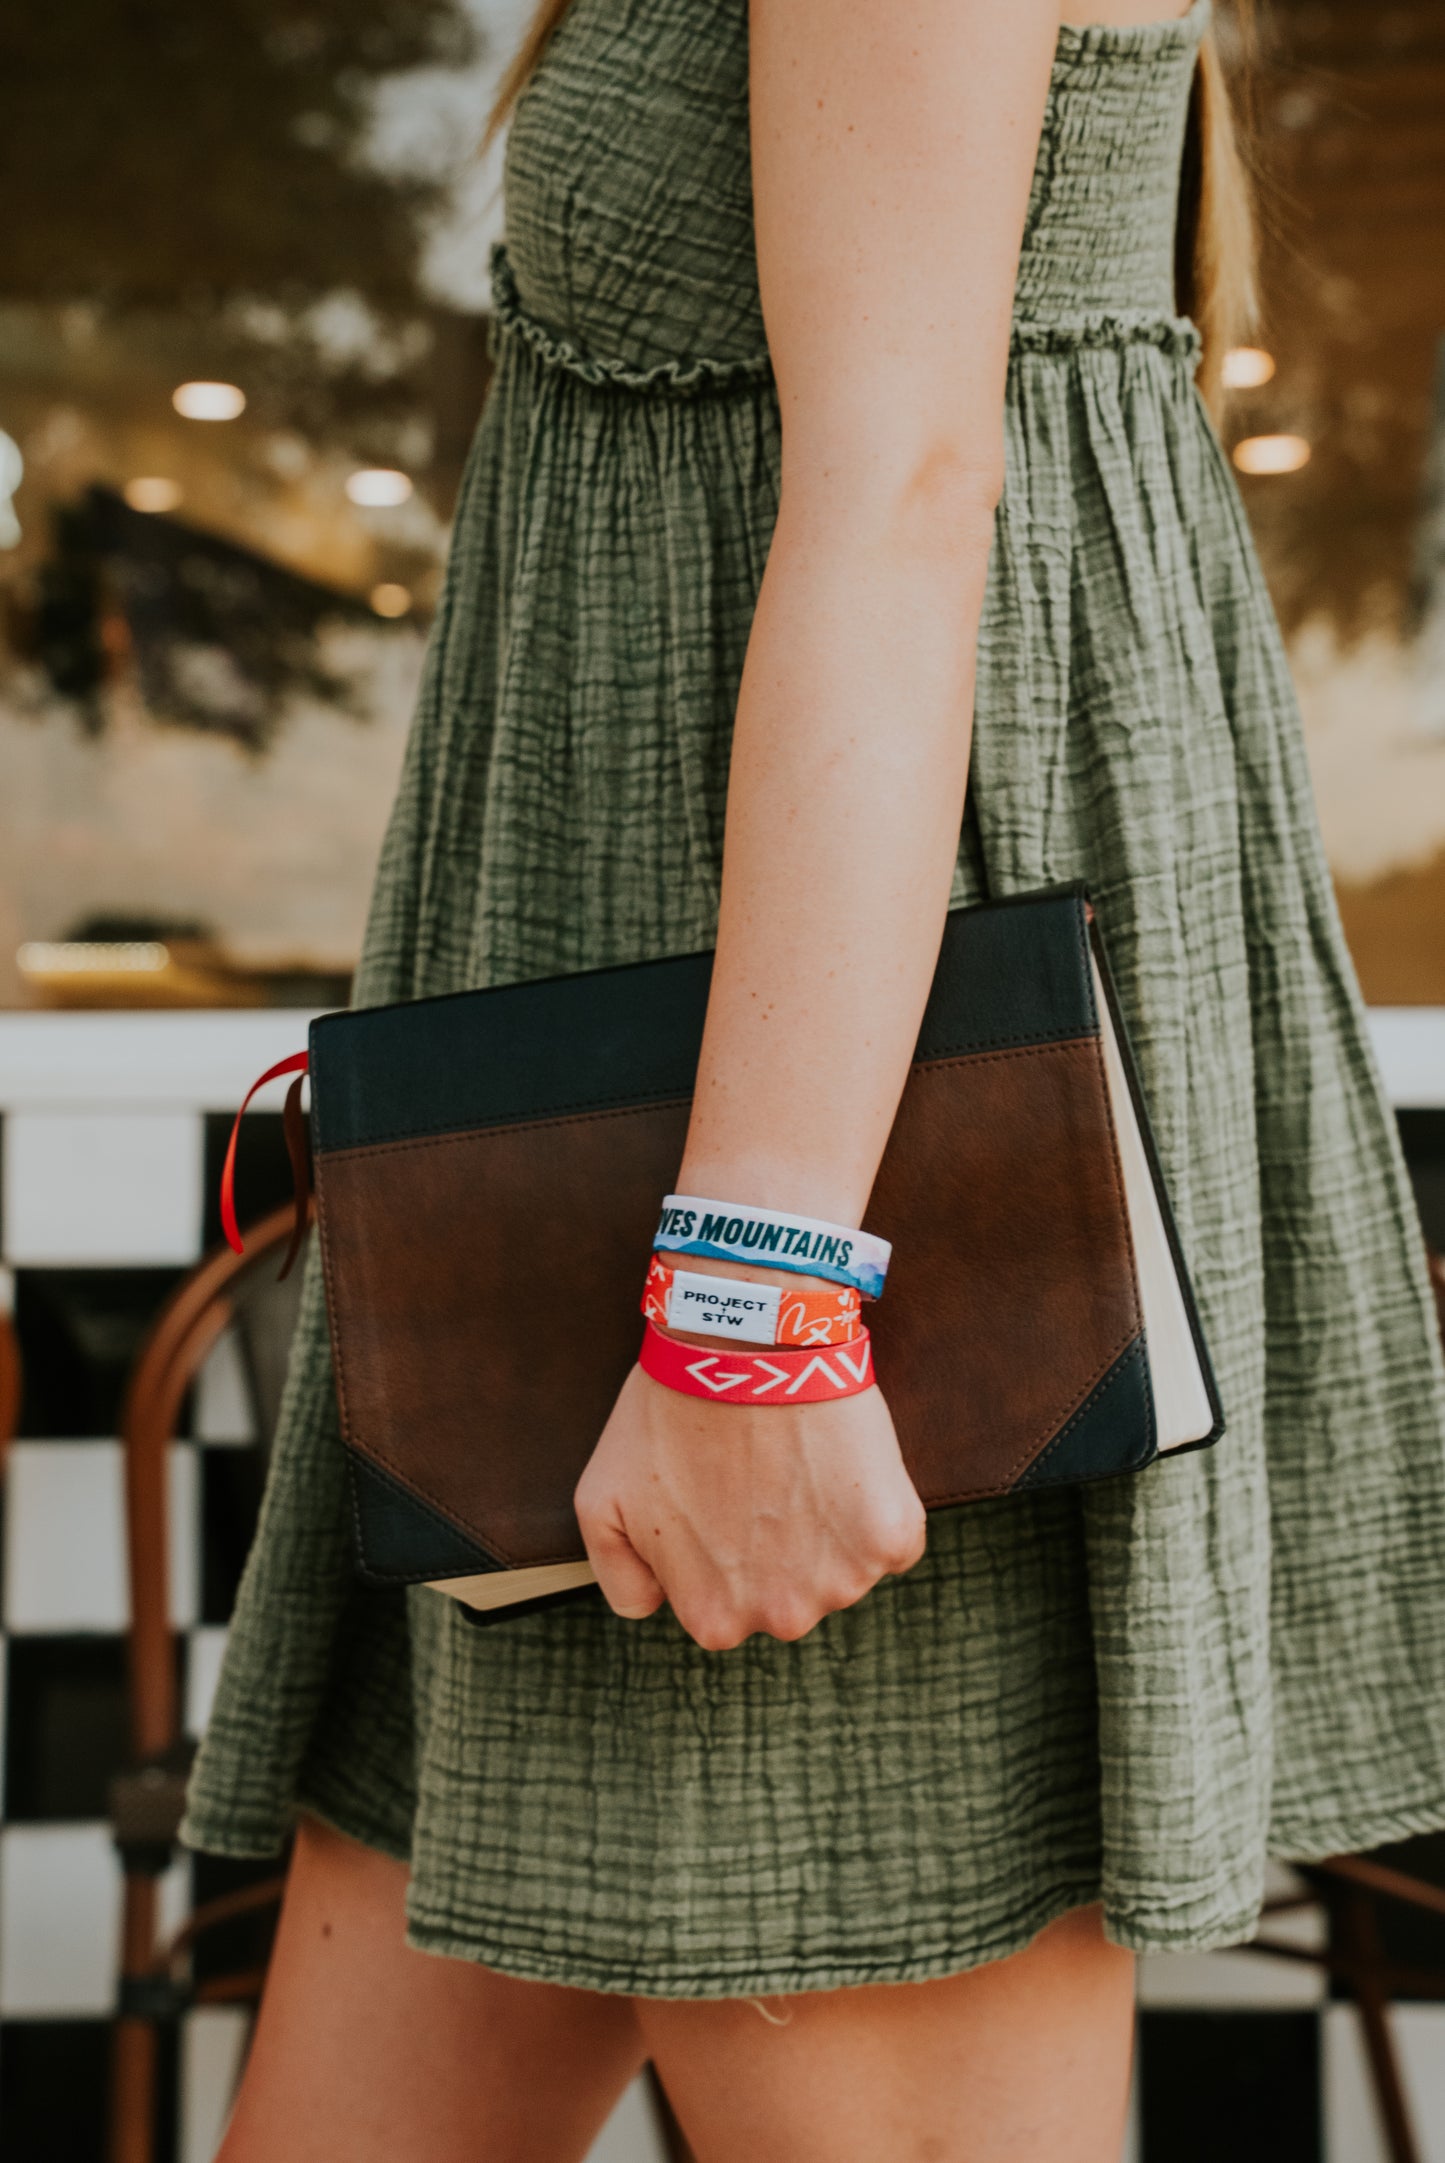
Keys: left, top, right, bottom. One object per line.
{"left": 498, "top": 0, "right": 1209, "bottom": 381}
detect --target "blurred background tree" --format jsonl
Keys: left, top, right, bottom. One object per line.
{"left": 0, "top": 0, "right": 478, "bottom": 305}
{"left": 0, "top": 0, "right": 496, "bottom": 710}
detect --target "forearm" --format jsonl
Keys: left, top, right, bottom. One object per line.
{"left": 583, "top": 0, "right": 1054, "bottom": 1642}
{"left": 677, "top": 465, "right": 996, "bottom": 1227}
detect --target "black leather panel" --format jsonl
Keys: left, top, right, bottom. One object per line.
{"left": 914, "top": 881, "right": 1097, "bottom": 1064}
{"left": 1013, "top": 1334, "right": 1155, "bottom": 1491}
{"left": 346, "top": 1448, "right": 500, "bottom": 1584}
{"left": 311, "top": 882, "right": 1096, "bottom": 1153}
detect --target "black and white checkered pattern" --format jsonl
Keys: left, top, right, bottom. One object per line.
{"left": 0, "top": 1009, "right": 1442, "bottom": 2162}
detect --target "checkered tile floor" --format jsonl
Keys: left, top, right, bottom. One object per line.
{"left": 1, "top": 1016, "right": 1442, "bottom": 2162}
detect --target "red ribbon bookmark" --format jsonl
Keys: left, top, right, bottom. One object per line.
{"left": 220, "top": 1050, "right": 311, "bottom": 1275}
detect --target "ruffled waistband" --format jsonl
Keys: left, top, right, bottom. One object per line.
{"left": 487, "top": 246, "right": 774, "bottom": 397}
{"left": 487, "top": 244, "right": 1202, "bottom": 399}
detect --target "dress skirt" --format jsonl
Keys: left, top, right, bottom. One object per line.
{"left": 180, "top": 0, "right": 1445, "bottom": 1996}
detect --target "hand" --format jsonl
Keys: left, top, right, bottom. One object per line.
{"left": 574, "top": 1362, "right": 927, "bottom": 1650}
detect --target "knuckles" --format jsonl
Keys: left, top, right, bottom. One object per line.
{"left": 673, "top": 1526, "right": 927, "bottom": 1652}
{"left": 678, "top": 1609, "right": 748, "bottom": 1654}
{"left": 867, "top": 1507, "right": 928, "bottom": 1578}
{"left": 754, "top": 1600, "right": 819, "bottom": 1644}
{"left": 678, "top": 1592, "right": 837, "bottom": 1651}
{"left": 573, "top": 1485, "right": 615, "bottom": 1546}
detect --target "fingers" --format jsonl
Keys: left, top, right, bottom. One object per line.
{"left": 672, "top": 1590, "right": 844, "bottom": 1652}
{"left": 576, "top": 1472, "right": 927, "bottom": 1646}
{"left": 577, "top": 1497, "right": 667, "bottom": 1621}
{"left": 582, "top": 1503, "right": 929, "bottom": 1646}
{"left": 672, "top": 1546, "right": 921, "bottom": 1653}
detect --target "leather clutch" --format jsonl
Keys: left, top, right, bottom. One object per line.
{"left": 295, "top": 881, "right": 1223, "bottom": 1617}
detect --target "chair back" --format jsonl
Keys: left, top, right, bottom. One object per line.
{"left": 118, "top": 1208, "right": 306, "bottom": 1761}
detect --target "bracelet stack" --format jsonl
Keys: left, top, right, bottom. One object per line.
{"left": 639, "top": 1194, "right": 888, "bottom": 1405}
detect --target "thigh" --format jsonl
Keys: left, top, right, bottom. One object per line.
{"left": 639, "top": 1906, "right": 1134, "bottom": 2163}
{"left": 218, "top": 1815, "right": 647, "bottom": 2163}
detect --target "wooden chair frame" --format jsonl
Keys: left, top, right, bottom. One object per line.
{"left": 1242, "top": 1853, "right": 1445, "bottom": 2163}
{"left": 108, "top": 1206, "right": 298, "bottom": 2163}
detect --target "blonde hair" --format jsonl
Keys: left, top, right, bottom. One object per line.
{"left": 1178, "top": 14, "right": 1260, "bottom": 408}
{"left": 485, "top": 3, "right": 1257, "bottom": 405}
{"left": 481, "top": 0, "right": 573, "bottom": 154}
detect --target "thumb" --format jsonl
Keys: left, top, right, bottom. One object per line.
{"left": 580, "top": 1497, "right": 667, "bottom": 1621}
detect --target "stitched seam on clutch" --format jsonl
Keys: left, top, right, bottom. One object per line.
{"left": 314, "top": 897, "right": 1096, "bottom": 1150}
{"left": 903, "top": 1003, "right": 1144, "bottom": 1497}
{"left": 316, "top": 988, "right": 1100, "bottom": 1150}
{"left": 916, "top": 1332, "right": 1150, "bottom": 1506}
{"left": 1020, "top": 1334, "right": 1154, "bottom": 1488}
{"left": 342, "top": 1446, "right": 420, "bottom": 1588}
{"left": 340, "top": 1446, "right": 515, "bottom": 1588}
{"left": 317, "top": 1169, "right": 548, "bottom": 1571}
{"left": 997, "top": 1015, "right": 1145, "bottom": 1478}
{"left": 317, "top": 1038, "right": 1099, "bottom": 1165}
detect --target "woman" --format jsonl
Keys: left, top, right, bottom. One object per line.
{"left": 183, "top": 0, "right": 1445, "bottom": 2155}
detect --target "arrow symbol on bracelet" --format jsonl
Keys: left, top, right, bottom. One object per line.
{"left": 684, "top": 1356, "right": 750, "bottom": 1394}
{"left": 785, "top": 1356, "right": 841, "bottom": 1396}
{"left": 835, "top": 1342, "right": 872, "bottom": 1385}
{"left": 750, "top": 1359, "right": 790, "bottom": 1395}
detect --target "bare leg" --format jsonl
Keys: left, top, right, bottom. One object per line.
{"left": 217, "top": 1815, "right": 646, "bottom": 2163}
{"left": 639, "top": 1905, "right": 1135, "bottom": 2163}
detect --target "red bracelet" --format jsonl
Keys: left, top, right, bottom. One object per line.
{"left": 638, "top": 1319, "right": 874, "bottom": 1405}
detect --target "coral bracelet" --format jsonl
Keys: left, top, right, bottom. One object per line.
{"left": 642, "top": 1256, "right": 863, "bottom": 1347}
{"left": 638, "top": 1319, "right": 874, "bottom": 1405}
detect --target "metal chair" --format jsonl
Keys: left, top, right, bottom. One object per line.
{"left": 108, "top": 1204, "right": 301, "bottom": 2163}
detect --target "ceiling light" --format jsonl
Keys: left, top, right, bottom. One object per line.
{"left": 1222, "top": 346, "right": 1276, "bottom": 391}
{"left": 173, "top": 381, "right": 246, "bottom": 421}
{"left": 1232, "top": 433, "right": 1311, "bottom": 477}
{"left": 370, "top": 582, "right": 413, "bottom": 618}
{"left": 124, "top": 477, "right": 182, "bottom": 513}
{"left": 346, "top": 468, "right": 412, "bottom": 508}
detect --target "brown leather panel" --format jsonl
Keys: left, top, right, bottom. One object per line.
{"left": 863, "top": 1039, "right": 1140, "bottom": 1505}
{"left": 318, "top": 1101, "right": 693, "bottom": 1567}
{"left": 316, "top": 1035, "right": 1140, "bottom": 1568}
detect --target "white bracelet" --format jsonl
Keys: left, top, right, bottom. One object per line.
{"left": 653, "top": 1194, "right": 891, "bottom": 1299}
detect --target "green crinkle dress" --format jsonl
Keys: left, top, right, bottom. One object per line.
{"left": 180, "top": 0, "right": 1445, "bottom": 1996}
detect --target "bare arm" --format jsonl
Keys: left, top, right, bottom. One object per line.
{"left": 577, "top": 0, "right": 1059, "bottom": 1649}
{"left": 683, "top": 0, "right": 1056, "bottom": 1218}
